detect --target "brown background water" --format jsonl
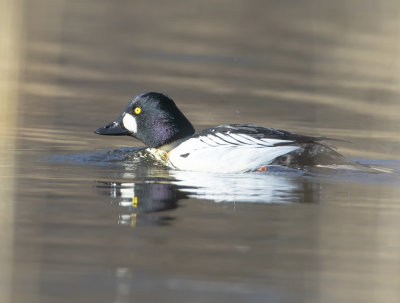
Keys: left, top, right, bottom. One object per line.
{"left": 1, "top": 0, "right": 400, "bottom": 302}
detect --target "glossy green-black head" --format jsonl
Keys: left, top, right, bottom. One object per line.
{"left": 94, "top": 92, "right": 195, "bottom": 148}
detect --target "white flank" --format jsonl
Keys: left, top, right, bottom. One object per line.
{"left": 168, "top": 137, "right": 300, "bottom": 173}
{"left": 122, "top": 113, "right": 137, "bottom": 133}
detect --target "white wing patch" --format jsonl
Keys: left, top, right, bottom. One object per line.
{"left": 215, "top": 133, "right": 240, "bottom": 144}
{"left": 197, "top": 132, "right": 293, "bottom": 148}
{"left": 199, "top": 135, "right": 219, "bottom": 147}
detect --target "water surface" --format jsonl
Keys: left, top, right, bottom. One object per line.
{"left": 2, "top": 1, "right": 400, "bottom": 302}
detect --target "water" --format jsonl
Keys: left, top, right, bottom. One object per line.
{"left": 2, "top": 0, "right": 400, "bottom": 302}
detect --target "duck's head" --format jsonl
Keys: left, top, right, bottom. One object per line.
{"left": 94, "top": 92, "right": 195, "bottom": 149}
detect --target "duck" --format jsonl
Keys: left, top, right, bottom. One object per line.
{"left": 94, "top": 92, "right": 350, "bottom": 173}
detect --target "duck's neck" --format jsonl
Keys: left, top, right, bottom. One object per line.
{"left": 158, "top": 137, "right": 188, "bottom": 152}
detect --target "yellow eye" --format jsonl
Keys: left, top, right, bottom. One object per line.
{"left": 134, "top": 107, "right": 142, "bottom": 115}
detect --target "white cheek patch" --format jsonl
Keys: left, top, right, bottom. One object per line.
{"left": 122, "top": 113, "right": 137, "bottom": 133}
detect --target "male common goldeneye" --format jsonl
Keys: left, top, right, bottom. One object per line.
{"left": 94, "top": 92, "right": 350, "bottom": 173}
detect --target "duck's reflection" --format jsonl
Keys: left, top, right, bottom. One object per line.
{"left": 170, "top": 168, "right": 308, "bottom": 203}
{"left": 96, "top": 181, "right": 185, "bottom": 227}
{"left": 96, "top": 166, "right": 318, "bottom": 227}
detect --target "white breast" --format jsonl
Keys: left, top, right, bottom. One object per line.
{"left": 168, "top": 133, "right": 299, "bottom": 173}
